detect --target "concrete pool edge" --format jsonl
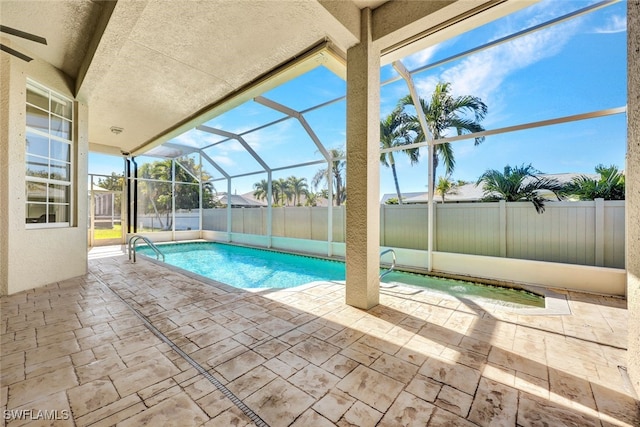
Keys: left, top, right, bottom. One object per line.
{"left": 136, "top": 253, "right": 569, "bottom": 316}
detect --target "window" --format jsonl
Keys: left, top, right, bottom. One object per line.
{"left": 25, "top": 80, "right": 73, "bottom": 227}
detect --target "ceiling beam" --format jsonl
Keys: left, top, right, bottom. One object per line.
{"left": 317, "top": 0, "right": 361, "bottom": 47}
{"left": 373, "top": 0, "right": 537, "bottom": 65}
{"left": 76, "top": 1, "right": 149, "bottom": 102}
{"left": 130, "top": 41, "right": 336, "bottom": 157}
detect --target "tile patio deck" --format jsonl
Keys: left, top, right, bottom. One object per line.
{"left": 1, "top": 247, "right": 638, "bottom": 426}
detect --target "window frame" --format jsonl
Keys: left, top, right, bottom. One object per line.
{"left": 25, "top": 79, "right": 74, "bottom": 229}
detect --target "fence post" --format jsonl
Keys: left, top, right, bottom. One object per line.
{"left": 380, "top": 204, "right": 385, "bottom": 246}
{"left": 499, "top": 200, "right": 507, "bottom": 257}
{"left": 308, "top": 206, "right": 312, "bottom": 240}
{"left": 595, "top": 198, "right": 605, "bottom": 267}
{"left": 433, "top": 203, "right": 437, "bottom": 251}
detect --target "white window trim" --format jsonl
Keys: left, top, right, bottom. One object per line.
{"left": 25, "top": 79, "right": 74, "bottom": 228}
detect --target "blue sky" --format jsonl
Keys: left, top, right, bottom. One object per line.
{"left": 90, "top": 0, "right": 627, "bottom": 198}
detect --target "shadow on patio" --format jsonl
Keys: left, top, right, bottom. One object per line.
{"left": 1, "top": 250, "right": 638, "bottom": 426}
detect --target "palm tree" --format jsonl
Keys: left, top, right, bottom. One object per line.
{"left": 253, "top": 179, "right": 269, "bottom": 202}
{"left": 313, "top": 148, "right": 346, "bottom": 206}
{"left": 401, "top": 82, "right": 487, "bottom": 192}
{"left": 287, "top": 176, "right": 308, "bottom": 206}
{"left": 304, "top": 192, "right": 318, "bottom": 207}
{"left": 380, "top": 106, "right": 420, "bottom": 204}
{"left": 271, "top": 179, "right": 282, "bottom": 206}
{"left": 435, "top": 175, "right": 458, "bottom": 202}
{"left": 272, "top": 178, "right": 292, "bottom": 206}
{"left": 562, "top": 164, "right": 625, "bottom": 200}
{"left": 476, "top": 164, "right": 563, "bottom": 213}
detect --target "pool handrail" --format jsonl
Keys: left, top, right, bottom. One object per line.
{"left": 379, "top": 249, "right": 397, "bottom": 280}
{"left": 128, "top": 235, "right": 165, "bottom": 263}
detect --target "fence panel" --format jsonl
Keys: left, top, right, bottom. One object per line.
{"left": 381, "top": 205, "right": 428, "bottom": 250}
{"left": 284, "top": 208, "right": 312, "bottom": 239}
{"left": 243, "top": 208, "right": 265, "bottom": 235}
{"left": 435, "top": 203, "right": 501, "bottom": 256}
{"left": 202, "top": 208, "right": 226, "bottom": 231}
{"left": 199, "top": 201, "right": 624, "bottom": 268}
{"left": 332, "top": 207, "right": 345, "bottom": 243}
{"left": 231, "top": 209, "right": 245, "bottom": 233}
{"left": 271, "top": 208, "right": 285, "bottom": 237}
{"left": 311, "top": 207, "right": 329, "bottom": 241}
{"left": 507, "top": 202, "right": 596, "bottom": 265}
{"left": 604, "top": 201, "right": 625, "bottom": 268}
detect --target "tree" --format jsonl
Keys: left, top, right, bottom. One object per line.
{"left": 287, "top": 176, "right": 308, "bottom": 206}
{"left": 380, "top": 106, "right": 420, "bottom": 204}
{"left": 313, "top": 148, "right": 346, "bottom": 206}
{"left": 476, "top": 164, "right": 563, "bottom": 214}
{"left": 435, "top": 175, "right": 458, "bottom": 203}
{"left": 401, "top": 82, "right": 487, "bottom": 192}
{"left": 304, "top": 192, "right": 318, "bottom": 207}
{"left": 97, "top": 172, "right": 125, "bottom": 214}
{"left": 253, "top": 176, "right": 308, "bottom": 206}
{"left": 253, "top": 179, "right": 269, "bottom": 202}
{"left": 272, "top": 178, "right": 292, "bottom": 206}
{"left": 97, "top": 172, "right": 124, "bottom": 191}
{"left": 138, "top": 157, "right": 216, "bottom": 229}
{"left": 561, "top": 164, "right": 625, "bottom": 200}
{"left": 385, "top": 197, "right": 400, "bottom": 205}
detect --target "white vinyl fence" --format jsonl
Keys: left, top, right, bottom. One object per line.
{"left": 434, "top": 200, "right": 625, "bottom": 268}
{"left": 199, "top": 199, "right": 624, "bottom": 268}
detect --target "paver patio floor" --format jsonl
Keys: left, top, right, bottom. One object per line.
{"left": 1, "top": 247, "right": 638, "bottom": 426}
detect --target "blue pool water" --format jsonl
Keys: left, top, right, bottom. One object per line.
{"left": 137, "top": 242, "right": 543, "bottom": 308}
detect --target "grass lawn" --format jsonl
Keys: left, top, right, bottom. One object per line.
{"left": 94, "top": 224, "right": 122, "bottom": 240}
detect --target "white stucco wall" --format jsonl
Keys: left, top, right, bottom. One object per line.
{"left": 1, "top": 55, "right": 9, "bottom": 295}
{"left": 626, "top": 0, "right": 640, "bottom": 397}
{"left": 0, "top": 54, "right": 88, "bottom": 296}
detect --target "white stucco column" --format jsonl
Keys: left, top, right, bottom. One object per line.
{"left": 626, "top": 0, "right": 640, "bottom": 396}
{"left": 345, "top": 8, "right": 380, "bottom": 309}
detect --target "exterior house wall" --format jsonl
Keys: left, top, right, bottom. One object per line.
{"left": 0, "top": 54, "right": 88, "bottom": 296}
{"left": 626, "top": 0, "right": 640, "bottom": 398}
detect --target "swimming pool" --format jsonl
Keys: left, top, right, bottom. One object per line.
{"left": 137, "top": 241, "right": 543, "bottom": 308}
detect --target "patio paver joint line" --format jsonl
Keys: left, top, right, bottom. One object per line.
{"left": 89, "top": 271, "right": 270, "bottom": 427}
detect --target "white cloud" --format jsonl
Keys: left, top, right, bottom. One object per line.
{"left": 413, "top": 14, "right": 579, "bottom": 116}
{"left": 172, "top": 131, "right": 221, "bottom": 149}
{"left": 402, "top": 45, "right": 440, "bottom": 70}
{"left": 593, "top": 14, "right": 626, "bottom": 33}
{"left": 241, "top": 119, "right": 295, "bottom": 151}
{"left": 210, "top": 155, "right": 235, "bottom": 167}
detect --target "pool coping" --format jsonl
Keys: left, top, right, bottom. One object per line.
{"left": 136, "top": 251, "right": 570, "bottom": 317}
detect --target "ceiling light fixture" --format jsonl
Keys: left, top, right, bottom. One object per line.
{"left": 110, "top": 126, "right": 123, "bottom": 135}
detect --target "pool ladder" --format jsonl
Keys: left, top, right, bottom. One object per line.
{"left": 379, "top": 249, "right": 396, "bottom": 280}
{"left": 128, "top": 235, "right": 165, "bottom": 263}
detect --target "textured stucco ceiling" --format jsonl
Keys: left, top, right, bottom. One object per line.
{"left": 0, "top": 0, "right": 102, "bottom": 78}
{"left": 85, "top": 0, "right": 365, "bottom": 154}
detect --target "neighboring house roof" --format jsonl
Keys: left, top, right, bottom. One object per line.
{"left": 215, "top": 193, "right": 266, "bottom": 207}
{"left": 403, "top": 183, "right": 486, "bottom": 204}
{"left": 90, "top": 184, "right": 111, "bottom": 193}
{"left": 240, "top": 192, "right": 333, "bottom": 207}
{"left": 380, "top": 192, "right": 426, "bottom": 204}
{"left": 381, "top": 172, "right": 601, "bottom": 204}
{"left": 530, "top": 172, "right": 599, "bottom": 185}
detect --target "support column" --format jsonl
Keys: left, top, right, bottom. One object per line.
{"left": 345, "top": 8, "right": 380, "bottom": 309}
{"left": 626, "top": 0, "right": 640, "bottom": 396}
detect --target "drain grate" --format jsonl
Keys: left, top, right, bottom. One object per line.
{"left": 92, "top": 272, "right": 269, "bottom": 427}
